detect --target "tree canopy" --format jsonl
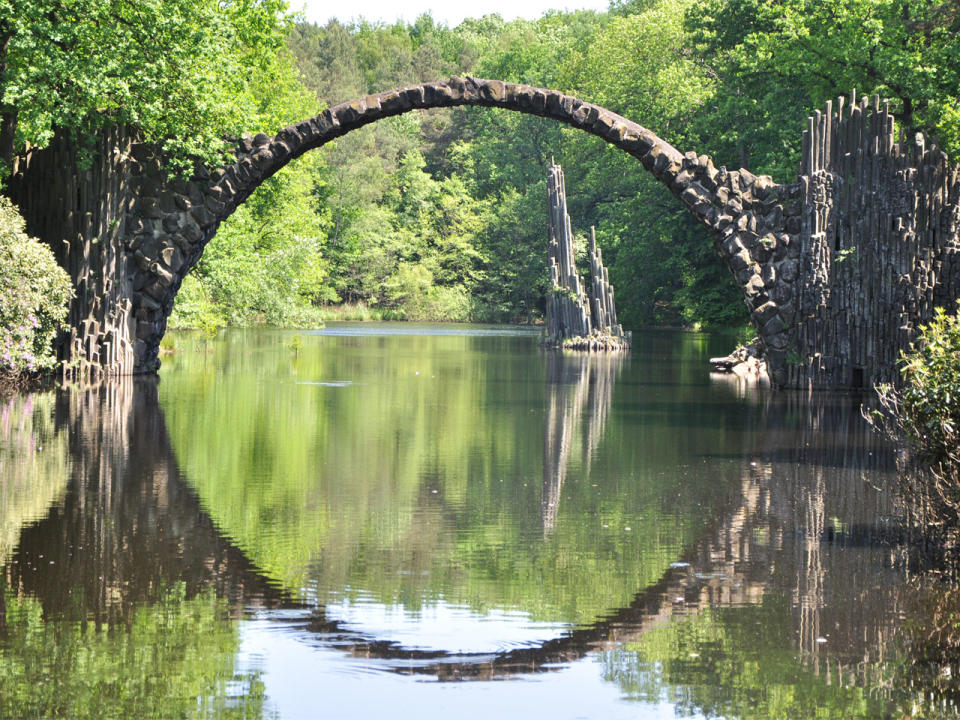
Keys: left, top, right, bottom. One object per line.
{"left": 0, "top": 0, "right": 309, "bottom": 169}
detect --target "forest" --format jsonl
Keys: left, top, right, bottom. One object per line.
{"left": 3, "top": 0, "right": 960, "bottom": 333}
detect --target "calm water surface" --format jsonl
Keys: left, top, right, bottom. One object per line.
{"left": 1, "top": 324, "right": 957, "bottom": 718}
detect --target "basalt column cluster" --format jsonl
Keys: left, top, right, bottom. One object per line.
{"left": 8, "top": 126, "right": 140, "bottom": 381}
{"left": 787, "top": 92, "right": 960, "bottom": 389}
{"left": 545, "top": 161, "right": 629, "bottom": 350}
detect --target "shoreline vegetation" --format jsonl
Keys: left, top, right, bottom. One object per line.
{"left": 0, "top": 197, "right": 72, "bottom": 389}
{"left": 867, "top": 302, "right": 960, "bottom": 489}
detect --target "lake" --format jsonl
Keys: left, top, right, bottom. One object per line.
{"left": 1, "top": 323, "right": 956, "bottom": 719}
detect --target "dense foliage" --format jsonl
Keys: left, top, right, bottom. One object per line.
{"left": 0, "top": 0, "right": 302, "bottom": 170}
{"left": 0, "top": 197, "right": 72, "bottom": 379}
{"left": 159, "top": 329, "right": 730, "bottom": 623}
{"left": 245, "top": 0, "right": 958, "bottom": 328}
{"left": 0, "top": 584, "right": 265, "bottom": 719}
{"left": 875, "top": 303, "right": 960, "bottom": 479}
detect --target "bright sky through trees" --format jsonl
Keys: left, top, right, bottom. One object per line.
{"left": 297, "top": 0, "right": 611, "bottom": 26}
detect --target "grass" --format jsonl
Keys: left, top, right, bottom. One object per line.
{"left": 315, "top": 302, "right": 403, "bottom": 322}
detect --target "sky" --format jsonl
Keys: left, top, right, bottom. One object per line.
{"left": 296, "top": 0, "right": 612, "bottom": 28}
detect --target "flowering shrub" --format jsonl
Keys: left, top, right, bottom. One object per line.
{"left": 0, "top": 196, "right": 73, "bottom": 378}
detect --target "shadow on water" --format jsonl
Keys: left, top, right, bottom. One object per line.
{"left": 2, "top": 339, "right": 960, "bottom": 715}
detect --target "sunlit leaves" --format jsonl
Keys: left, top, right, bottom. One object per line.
{"left": 1, "top": 0, "right": 313, "bottom": 169}
{"left": 895, "top": 302, "right": 960, "bottom": 472}
{"left": 0, "top": 197, "right": 72, "bottom": 375}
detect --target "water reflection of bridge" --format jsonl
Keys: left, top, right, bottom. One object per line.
{"left": 0, "top": 376, "right": 935, "bottom": 698}
{"left": 324, "top": 392, "right": 906, "bottom": 684}
{"left": 2, "top": 381, "right": 290, "bottom": 624}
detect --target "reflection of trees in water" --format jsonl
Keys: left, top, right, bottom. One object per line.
{"left": 0, "top": 392, "right": 70, "bottom": 568}
{"left": 5, "top": 380, "right": 285, "bottom": 623}
{"left": 0, "top": 380, "right": 275, "bottom": 719}
{"left": 743, "top": 395, "right": 903, "bottom": 684}
{"left": 541, "top": 352, "right": 624, "bottom": 533}
{"left": 598, "top": 393, "right": 960, "bottom": 717}
{"left": 5, "top": 376, "right": 960, "bottom": 715}
{"left": 305, "top": 390, "right": 959, "bottom": 716}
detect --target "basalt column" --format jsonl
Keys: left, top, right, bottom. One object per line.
{"left": 546, "top": 161, "right": 591, "bottom": 341}
{"left": 8, "top": 126, "right": 139, "bottom": 380}
{"left": 545, "top": 161, "right": 629, "bottom": 350}
{"left": 786, "top": 92, "right": 960, "bottom": 389}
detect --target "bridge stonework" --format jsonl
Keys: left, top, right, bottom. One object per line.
{"left": 7, "top": 78, "right": 960, "bottom": 388}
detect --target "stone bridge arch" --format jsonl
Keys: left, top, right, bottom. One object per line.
{"left": 9, "top": 78, "right": 960, "bottom": 388}
{"left": 102, "top": 77, "right": 799, "bottom": 378}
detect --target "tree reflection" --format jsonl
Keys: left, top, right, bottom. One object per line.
{"left": 0, "top": 392, "right": 70, "bottom": 569}
{"left": 4, "top": 351, "right": 960, "bottom": 717}
{"left": 1, "top": 380, "right": 276, "bottom": 719}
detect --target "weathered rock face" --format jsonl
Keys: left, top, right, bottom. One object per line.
{"left": 8, "top": 126, "right": 139, "bottom": 380}
{"left": 787, "top": 93, "right": 960, "bottom": 389}
{"left": 7, "top": 78, "right": 960, "bottom": 388}
{"left": 545, "top": 161, "right": 591, "bottom": 341}
{"left": 544, "top": 160, "right": 628, "bottom": 349}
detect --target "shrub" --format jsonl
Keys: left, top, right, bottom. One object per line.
{"left": 0, "top": 197, "right": 73, "bottom": 378}
{"left": 873, "top": 302, "right": 960, "bottom": 478}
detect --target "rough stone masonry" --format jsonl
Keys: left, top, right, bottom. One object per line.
{"left": 7, "top": 79, "right": 960, "bottom": 388}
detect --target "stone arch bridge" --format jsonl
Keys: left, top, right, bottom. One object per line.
{"left": 9, "top": 78, "right": 960, "bottom": 389}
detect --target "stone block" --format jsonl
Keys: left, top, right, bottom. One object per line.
{"left": 251, "top": 147, "right": 273, "bottom": 170}
{"left": 619, "top": 129, "right": 655, "bottom": 157}
{"left": 762, "top": 314, "right": 787, "bottom": 338}
{"left": 744, "top": 273, "right": 766, "bottom": 298}
{"left": 191, "top": 204, "right": 217, "bottom": 228}
{"left": 162, "top": 214, "right": 181, "bottom": 233}
{"left": 181, "top": 217, "right": 203, "bottom": 244}
{"left": 141, "top": 198, "right": 163, "bottom": 219}
{"left": 730, "top": 249, "right": 752, "bottom": 272}
{"left": 778, "top": 258, "right": 799, "bottom": 282}
{"left": 545, "top": 91, "right": 565, "bottom": 117}
{"left": 761, "top": 263, "right": 777, "bottom": 287}
{"left": 751, "top": 300, "right": 779, "bottom": 325}
{"left": 680, "top": 183, "right": 711, "bottom": 209}
{"left": 753, "top": 241, "right": 772, "bottom": 264}
{"left": 170, "top": 233, "right": 190, "bottom": 253}
{"left": 764, "top": 205, "right": 783, "bottom": 229}
{"left": 530, "top": 89, "right": 548, "bottom": 114}
{"left": 573, "top": 103, "right": 600, "bottom": 127}
{"left": 737, "top": 168, "right": 757, "bottom": 193}
{"left": 136, "top": 319, "right": 158, "bottom": 339}
{"left": 161, "top": 246, "right": 183, "bottom": 273}
{"left": 204, "top": 195, "right": 226, "bottom": 215}
{"left": 479, "top": 80, "right": 505, "bottom": 103}
{"left": 379, "top": 90, "right": 409, "bottom": 114}
{"left": 187, "top": 183, "right": 205, "bottom": 205}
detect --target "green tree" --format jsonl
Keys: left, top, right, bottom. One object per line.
{"left": 0, "top": 0, "right": 301, "bottom": 170}
{"left": 0, "top": 197, "right": 72, "bottom": 377}
{"left": 685, "top": 0, "right": 960, "bottom": 165}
